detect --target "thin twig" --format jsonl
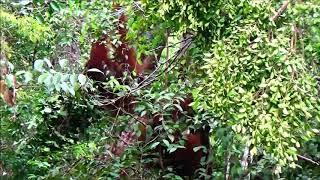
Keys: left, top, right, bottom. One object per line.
{"left": 101, "top": 36, "right": 193, "bottom": 106}
{"left": 143, "top": 134, "right": 160, "bottom": 148}
{"left": 271, "top": 0, "right": 290, "bottom": 21}
{"left": 165, "top": 29, "right": 170, "bottom": 87}
{"left": 63, "top": 158, "right": 82, "bottom": 176}
{"left": 148, "top": 35, "right": 193, "bottom": 52}
{"left": 224, "top": 152, "right": 231, "bottom": 180}
{"left": 133, "top": 35, "right": 194, "bottom": 90}
{"left": 297, "top": 154, "right": 320, "bottom": 166}
{"left": 133, "top": 1, "right": 144, "bottom": 13}
{"left": 110, "top": 103, "right": 147, "bottom": 126}
{"left": 131, "top": 36, "right": 193, "bottom": 92}
{"left": 158, "top": 146, "right": 165, "bottom": 170}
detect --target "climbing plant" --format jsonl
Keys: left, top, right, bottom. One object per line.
{"left": 136, "top": 0, "right": 320, "bottom": 177}
{"left": 1, "top": 0, "right": 319, "bottom": 179}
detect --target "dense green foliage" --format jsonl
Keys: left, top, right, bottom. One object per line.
{"left": 1, "top": 0, "right": 319, "bottom": 179}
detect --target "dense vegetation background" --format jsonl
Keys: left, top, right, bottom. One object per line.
{"left": 0, "top": 0, "right": 319, "bottom": 179}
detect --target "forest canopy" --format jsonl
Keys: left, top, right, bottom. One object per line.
{"left": 0, "top": 0, "right": 319, "bottom": 179}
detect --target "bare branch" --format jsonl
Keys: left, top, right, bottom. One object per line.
{"left": 224, "top": 152, "right": 231, "bottom": 180}
{"left": 297, "top": 154, "right": 320, "bottom": 166}
{"left": 271, "top": 1, "right": 290, "bottom": 21}
{"left": 110, "top": 103, "right": 148, "bottom": 127}
{"left": 165, "top": 29, "right": 170, "bottom": 87}
{"left": 100, "top": 35, "right": 194, "bottom": 106}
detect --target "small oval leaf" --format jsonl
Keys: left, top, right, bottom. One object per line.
{"left": 78, "top": 74, "right": 86, "bottom": 86}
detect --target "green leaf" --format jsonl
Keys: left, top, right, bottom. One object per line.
{"left": 270, "top": 86, "right": 277, "bottom": 92}
{"left": 50, "top": 1, "right": 60, "bottom": 11}
{"left": 5, "top": 74, "right": 15, "bottom": 88}
{"left": 163, "top": 103, "right": 172, "bottom": 110}
{"left": 34, "top": 60, "right": 44, "bottom": 72}
{"left": 193, "top": 146, "right": 202, "bottom": 152}
{"left": 173, "top": 104, "right": 183, "bottom": 112}
{"left": 135, "top": 105, "right": 145, "bottom": 113}
{"left": 15, "top": 70, "right": 26, "bottom": 76}
{"left": 282, "top": 108, "right": 289, "bottom": 115}
{"left": 287, "top": 65, "right": 292, "bottom": 73}
{"left": 311, "top": 129, "right": 319, "bottom": 134}
{"left": 250, "top": 146, "right": 257, "bottom": 155}
{"left": 141, "top": 110, "right": 147, "bottom": 117}
{"left": 43, "top": 58, "right": 53, "bottom": 68}
{"left": 17, "top": 0, "right": 32, "bottom": 5}
{"left": 78, "top": 74, "right": 86, "bottom": 86}
{"left": 146, "top": 125, "right": 153, "bottom": 139}
{"left": 192, "top": 88, "right": 200, "bottom": 97}
{"left": 168, "top": 134, "right": 175, "bottom": 142}
{"left": 24, "top": 72, "right": 33, "bottom": 83}
{"left": 150, "top": 142, "right": 160, "bottom": 149}
{"left": 59, "top": 59, "right": 68, "bottom": 69}
{"left": 52, "top": 73, "right": 62, "bottom": 86}
{"left": 69, "top": 74, "right": 77, "bottom": 87}
{"left": 38, "top": 73, "right": 49, "bottom": 84}
{"left": 168, "top": 147, "right": 177, "bottom": 153}
{"left": 44, "top": 107, "right": 52, "bottom": 113}
{"left": 61, "top": 82, "right": 69, "bottom": 93}
{"left": 163, "top": 139, "right": 170, "bottom": 147}
{"left": 35, "top": 14, "right": 45, "bottom": 24}
{"left": 68, "top": 86, "right": 75, "bottom": 96}
{"left": 43, "top": 73, "right": 53, "bottom": 87}
{"left": 238, "top": 87, "right": 245, "bottom": 94}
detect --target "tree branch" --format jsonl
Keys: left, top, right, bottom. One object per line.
{"left": 224, "top": 152, "right": 231, "bottom": 180}
{"left": 100, "top": 35, "right": 193, "bottom": 106}
{"left": 297, "top": 154, "right": 320, "bottom": 166}
{"left": 271, "top": 0, "right": 290, "bottom": 21}
{"left": 110, "top": 103, "right": 148, "bottom": 127}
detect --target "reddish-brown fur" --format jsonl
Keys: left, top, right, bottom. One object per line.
{"left": 85, "top": 3, "right": 209, "bottom": 177}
